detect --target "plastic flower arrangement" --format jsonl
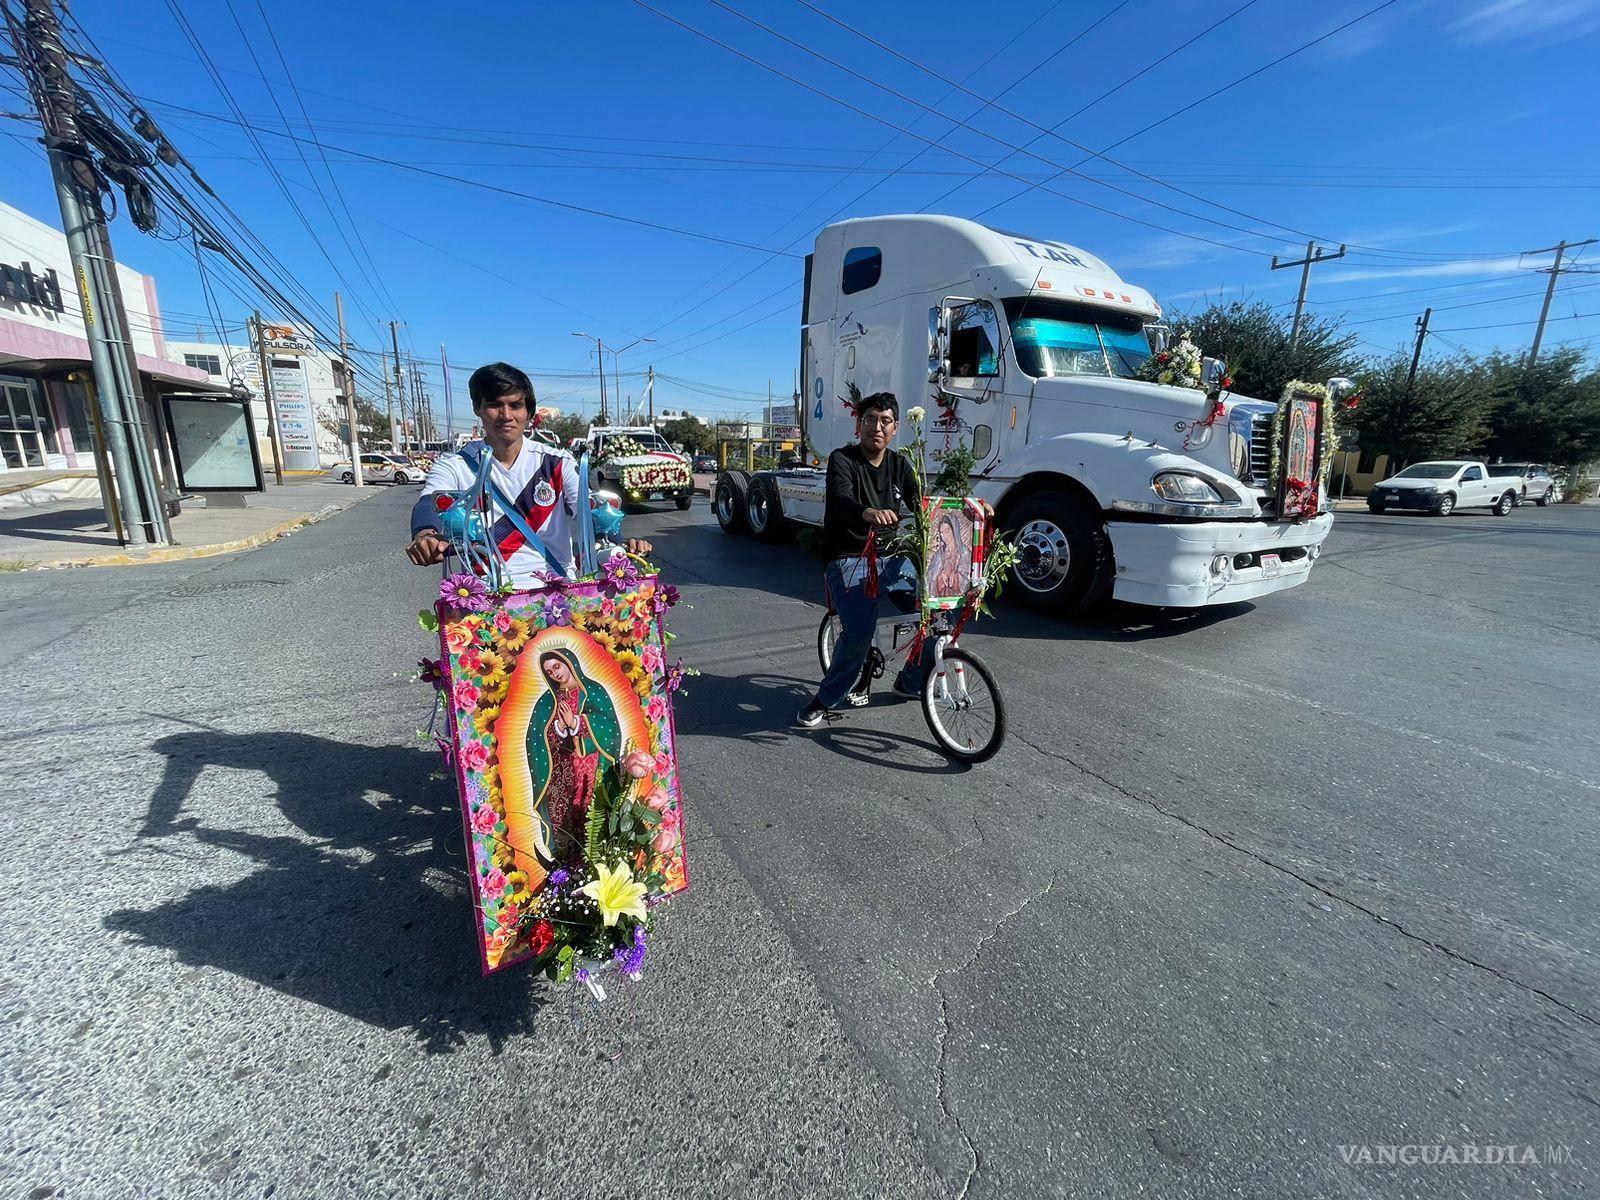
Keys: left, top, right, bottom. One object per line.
{"left": 1136, "top": 329, "right": 1205, "bottom": 389}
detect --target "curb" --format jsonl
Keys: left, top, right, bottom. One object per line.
{"left": 16, "top": 489, "right": 378, "bottom": 571}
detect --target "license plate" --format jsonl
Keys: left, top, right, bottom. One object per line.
{"left": 1260, "top": 552, "right": 1282, "bottom": 578}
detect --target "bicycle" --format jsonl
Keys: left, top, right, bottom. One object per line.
{"left": 815, "top": 590, "right": 1006, "bottom": 764}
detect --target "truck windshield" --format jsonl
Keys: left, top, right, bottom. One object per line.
{"left": 1393, "top": 464, "right": 1461, "bottom": 479}
{"left": 1002, "top": 299, "right": 1151, "bottom": 379}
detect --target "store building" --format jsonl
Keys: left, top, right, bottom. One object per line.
{"left": 0, "top": 198, "right": 215, "bottom": 476}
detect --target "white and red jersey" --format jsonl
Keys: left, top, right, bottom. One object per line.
{"left": 419, "top": 439, "right": 581, "bottom": 588}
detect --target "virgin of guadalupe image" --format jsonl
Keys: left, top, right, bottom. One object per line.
{"left": 927, "top": 512, "right": 970, "bottom": 598}
{"left": 526, "top": 648, "right": 622, "bottom": 866}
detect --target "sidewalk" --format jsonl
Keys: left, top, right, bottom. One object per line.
{"left": 0, "top": 475, "right": 384, "bottom": 570}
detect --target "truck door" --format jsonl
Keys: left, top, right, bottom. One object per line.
{"left": 1458, "top": 463, "right": 1486, "bottom": 504}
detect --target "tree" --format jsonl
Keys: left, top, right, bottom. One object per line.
{"left": 1479, "top": 349, "right": 1600, "bottom": 470}
{"left": 658, "top": 414, "right": 714, "bottom": 454}
{"left": 1178, "top": 299, "right": 1361, "bottom": 403}
{"left": 539, "top": 411, "right": 590, "bottom": 446}
{"left": 1348, "top": 351, "right": 1493, "bottom": 466}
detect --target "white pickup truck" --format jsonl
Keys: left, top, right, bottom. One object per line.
{"left": 1366, "top": 460, "right": 1522, "bottom": 516}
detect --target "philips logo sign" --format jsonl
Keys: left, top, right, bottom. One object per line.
{"left": 1012, "top": 240, "right": 1086, "bottom": 268}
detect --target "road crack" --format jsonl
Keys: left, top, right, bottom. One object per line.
{"left": 930, "top": 863, "right": 1060, "bottom": 1199}
{"left": 1011, "top": 730, "right": 1599, "bottom": 1031}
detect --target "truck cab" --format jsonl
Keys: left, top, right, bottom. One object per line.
{"left": 714, "top": 214, "right": 1344, "bottom": 614}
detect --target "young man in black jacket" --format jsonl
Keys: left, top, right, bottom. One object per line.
{"left": 797, "top": 392, "right": 931, "bottom": 728}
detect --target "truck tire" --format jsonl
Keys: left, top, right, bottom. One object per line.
{"left": 1434, "top": 492, "right": 1456, "bottom": 517}
{"left": 1535, "top": 490, "right": 1552, "bottom": 507}
{"left": 1492, "top": 490, "right": 1515, "bottom": 516}
{"left": 675, "top": 491, "right": 692, "bottom": 511}
{"left": 1004, "top": 490, "right": 1113, "bottom": 616}
{"left": 714, "top": 471, "right": 751, "bottom": 534}
{"left": 747, "top": 476, "right": 788, "bottom": 541}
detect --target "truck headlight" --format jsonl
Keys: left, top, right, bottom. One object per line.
{"left": 1151, "top": 471, "right": 1225, "bottom": 504}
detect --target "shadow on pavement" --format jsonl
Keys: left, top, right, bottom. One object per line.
{"left": 679, "top": 667, "right": 971, "bottom": 775}
{"left": 105, "top": 731, "right": 545, "bottom": 1054}
{"left": 0, "top": 502, "right": 118, "bottom": 547}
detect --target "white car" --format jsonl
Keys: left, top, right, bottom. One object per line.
{"left": 582, "top": 426, "right": 694, "bottom": 510}
{"left": 1492, "top": 462, "right": 1557, "bottom": 506}
{"left": 333, "top": 452, "right": 422, "bottom": 485}
{"left": 1367, "top": 460, "right": 1521, "bottom": 516}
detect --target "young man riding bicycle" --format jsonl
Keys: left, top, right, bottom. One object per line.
{"left": 796, "top": 391, "right": 932, "bottom": 729}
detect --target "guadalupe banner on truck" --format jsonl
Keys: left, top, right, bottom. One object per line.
{"left": 1276, "top": 381, "right": 1328, "bottom": 520}
{"left": 429, "top": 572, "right": 689, "bottom": 976}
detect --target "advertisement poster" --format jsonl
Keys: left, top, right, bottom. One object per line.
{"left": 162, "top": 396, "right": 262, "bottom": 490}
{"left": 268, "top": 357, "right": 320, "bottom": 470}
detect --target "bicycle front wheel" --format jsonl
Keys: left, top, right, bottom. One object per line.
{"left": 922, "top": 646, "right": 1006, "bottom": 763}
{"left": 817, "top": 611, "right": 843, "bottom": 673}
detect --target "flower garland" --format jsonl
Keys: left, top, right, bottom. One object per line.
{"left": 422, "top": 566, "right": 689, "bottom": 988}
{"left": 1269, "top": 380, "right": 1333, "bottom": 522}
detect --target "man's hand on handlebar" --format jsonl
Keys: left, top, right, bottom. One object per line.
{"left": 407, "top": 529, "right": 450, "bottom": 566}
{"left": 624, "top": 537, "right": 653, "bottom": 557}
{"left": 864, "top": 507, "right": 900, "bottom": 527}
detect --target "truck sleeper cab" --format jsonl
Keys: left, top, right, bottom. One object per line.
{"left": 713, "top": 214, "right": 1337, "bottom": 613}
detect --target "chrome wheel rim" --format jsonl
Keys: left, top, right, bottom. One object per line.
{"left": 715, "top": 485, "right": 734, "bottom": 523}
{"left": 925, "top": 661, "right": 998, "bottom": 755}
{"left": 748, "top": 490, "right": 768, "bottom": 531}
{"left": 1015, "top": 518, "right": 1071, "bottom": 592}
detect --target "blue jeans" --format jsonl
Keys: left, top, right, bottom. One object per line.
{"left": 816, "top": 553, "right": 932, "bottom": 709}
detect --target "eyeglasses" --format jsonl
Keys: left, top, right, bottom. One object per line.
{"left": 860, "top": 416, "right": 896, "bottom": 428}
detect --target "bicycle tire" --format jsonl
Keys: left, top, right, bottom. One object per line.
{"left": 817, "top": 611, "right": 842, "bottom": 673}
{"left": 921, "top": 646, "right": 1006, "bottom": 763}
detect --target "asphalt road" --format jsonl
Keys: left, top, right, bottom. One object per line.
{"left": 1, "top": 492, "right": 1595, "bottom": 1199}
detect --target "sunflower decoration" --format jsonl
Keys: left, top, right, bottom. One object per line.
{"left": 479, "top": 647, "right": 509, "bottom": 685}
{"left": 631, "top": 672, "right": 653, "bottom": 702}
{"left": 478, "top": 702, "right": 502, "bottom": 730}
{"left": 589, "top": 627, "right": 617, "bottom": 654}
{"left": 497, "top": 618, "right": 531, "bottom": 655}
{"left": 614, "top": 649, "right": 642, "bottom": 678}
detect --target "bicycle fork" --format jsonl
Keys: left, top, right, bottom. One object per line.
{"left": 927, "top": 635, "right": 970, "bottom": 708}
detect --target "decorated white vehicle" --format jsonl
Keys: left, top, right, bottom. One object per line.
{"left": 713, "top": 214, "right": 1352, "bottom": 614}
{"left": 583, "top": 426, "right": 693, "bottom": 510}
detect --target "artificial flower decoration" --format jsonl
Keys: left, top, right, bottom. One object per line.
{"left": 440, "top": 572, "right": 491, "bottom": 612}
{"left": 580, "top": 860, "right": 649, "bottom": 927}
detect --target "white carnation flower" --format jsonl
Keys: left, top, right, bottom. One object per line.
{"left": 906, "top": 406, "right": 926, "bottom": 423}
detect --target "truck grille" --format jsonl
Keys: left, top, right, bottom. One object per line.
{"left": 1248, "top": 412, "right": 1275, "bottom": 484}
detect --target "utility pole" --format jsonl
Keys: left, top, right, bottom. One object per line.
{"left": 251, "top": 312, "right": 286, "bottom": 484}
{"left": 335, "top": 292, "right": 361, "bottom": 488}
{"left": 12, "top": 0, "right": 168, "bottom": 543}
{"left": 1271, "top": 240, "right": 1347, "bottom": 350}
{"left": 1405, "top": 308, "right": 1432, "bottom": 400}
{"left": 441, "top": 343, "right": 454, "bottom": 444}
{"left": 646, "top": 365, "right": 655, "bottom": 425}
{"left": 389, "top": 321, "right": 407, "bottom": 453}
{"left": 1522, "top": 239, "right": 1597, "bottom": 366}
{"left": 381, "top": 349, "right": 394, "bottom": 450}
{"left": 572, "top": 332, "right": 607, "bottom": 423}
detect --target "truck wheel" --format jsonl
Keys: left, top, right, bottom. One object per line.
{"left": 1492, "top": 491, "right": 1515, "bottom": 516}
{"left": 714, "top": 471, "right": 751, "bottom": 534}
{"left": 1434, "top": 493, "right": 1456, "bottom": 517}
{"left": 675, "top": 491, "right": 692, "bottom": 511}
{"left": 747, "top": 477, "right": 788, "bottom": 542}
{"left": 1535, "top": 490, "right": 1551, "bottom": 507}
{"left": 1004, "top": 491, "right": 1113, "bottom": 615}
{"left": 1367, "top": 501, "right": 1385, "bottom": 514}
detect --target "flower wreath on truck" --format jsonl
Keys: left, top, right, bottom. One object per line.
{"left": 602, "top": 435, "right": 692, "bottom": 496}
{"left": 419, "top": 451, "right": 689, "bottom": 998}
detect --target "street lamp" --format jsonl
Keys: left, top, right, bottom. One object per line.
{"left": 572, "top": 333, "right": 654, "bottom": 424}
{"left": 608, "top": 337, "right": 655, "bottom": 424}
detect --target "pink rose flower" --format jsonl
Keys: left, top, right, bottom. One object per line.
{"left": 620, "top": 749, "right": 653, "bottom": 780}
{"left": 460, "top": 740, "right": 490, "bottom": 772}
{"left": 646, "top": 694, "right": 668, "bottom": 723}
{"left": 483, "top": 867, "right": 507, "bottom": 895}
{"left": 641, "top": 644, "right": 665, "bottom": 675}
{"left": 453, "top": 680, "right": 480, "bottom": 712}
{"left": 653, "top": 751, "right": 673, "bottom": 779}
{"left": 471, "top": 805, "right": 497, "bottom": 834}
{"left": 494, "top": 610, "right": 514, "bottom": 633}
{"left": 652, "top": 824, "right": 679, "bottom": 856}
{"left": 645, "top": 788, "right": 670, "bottom": 812}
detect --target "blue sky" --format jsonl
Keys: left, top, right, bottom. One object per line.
{"left": 4, "top": 0, "right": 1598, "bottom": 427}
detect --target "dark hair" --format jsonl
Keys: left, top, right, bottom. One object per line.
{"left": 857, "top": 391, "right": 898, "bottom": 421}
{"left": 468, "top": 362, "right": 534, "bottom": 411}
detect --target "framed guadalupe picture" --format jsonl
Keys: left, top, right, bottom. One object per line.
{"left": 1276, "top": 383, "right": 1326, "bottom": 519}
{"left": 432, "top": 573, "right": 688, "bottom": 975}
{"left": 921, "top": 496, "right": 987, "bottom": 610}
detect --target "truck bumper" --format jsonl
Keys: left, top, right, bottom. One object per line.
{"left": 1108, "top": 513, "right": 1334, "bottom": 607}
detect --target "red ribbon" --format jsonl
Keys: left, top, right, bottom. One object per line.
{"left": 862, "top": 529, "right": 880, "bottom": 600}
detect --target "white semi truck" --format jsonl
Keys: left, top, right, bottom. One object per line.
{"left": 711, "top": 214, "right": 1344, "bottom": 614}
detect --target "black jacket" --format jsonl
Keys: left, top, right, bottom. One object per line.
{"left": 822, "top": 444, "right": 921, "bottom": 560}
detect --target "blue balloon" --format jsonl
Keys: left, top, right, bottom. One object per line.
{"left": 592, "top": 501, "right": 624, "bottom": 540}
